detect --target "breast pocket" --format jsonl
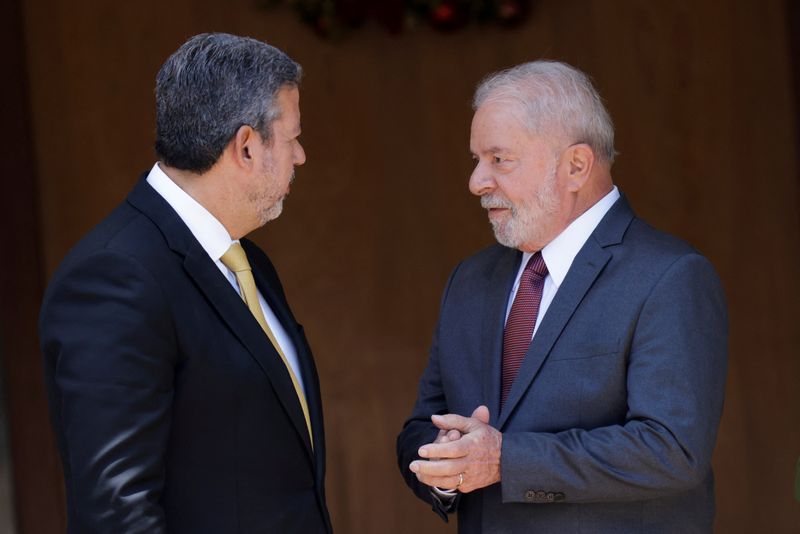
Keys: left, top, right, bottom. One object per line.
{"left": 547, "top": 340, "right": 621, "bottom": 361}
{"left": 545, "top": 341, "right": 628, "bottom": 428}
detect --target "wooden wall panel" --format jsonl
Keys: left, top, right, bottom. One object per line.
{"left": 15, "top": 0, "right": 800, "bottom": 532}
{"left": 1, "top": 0, "right": 66, "bottom": 531}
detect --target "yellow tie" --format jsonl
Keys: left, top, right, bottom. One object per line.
{"left": 220, "top": 242, "right": 312, "bottom": 447}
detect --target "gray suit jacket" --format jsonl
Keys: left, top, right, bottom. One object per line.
{"left": 397, "top": 195, "right": 728, "bottom": 533}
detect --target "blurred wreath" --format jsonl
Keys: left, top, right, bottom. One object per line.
{"left": 257, "top": 0, "right": 533, "bottom": 38}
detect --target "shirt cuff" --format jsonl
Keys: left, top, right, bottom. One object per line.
{"left": 431, "top": 486, "right": 457, "bottom": 509}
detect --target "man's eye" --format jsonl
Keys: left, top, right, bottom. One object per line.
{"left": 493, "top": 156, "right": 505, "bottom": 164}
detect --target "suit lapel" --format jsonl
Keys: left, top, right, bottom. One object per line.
{"left": 246, "top": 251, "right": 321, "bottom": 462}
{"left": 496, "top": 195, "right": 635, "bottom": 430}
{"left": 497, "top": 241, "right": 610, "bottom": 428}
{"left": 184, "top": 250, "right": 315, "bottom": 459}
{"left": 480, "top": 248, "right": 522, "bottom": 427}
{"left": 126, "top": 178, "right": 315, "bottom": 463}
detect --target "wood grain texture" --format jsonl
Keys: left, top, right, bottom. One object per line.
{"left": 12, "top": 0, "right": 800, "bottom": 532}
{"left": 1, "top": 0, "right": 67, "bottom": 532}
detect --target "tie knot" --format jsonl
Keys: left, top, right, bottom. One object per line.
{"left": 525, "top": 252, "right": 548, "bottom": 278}
{"left": 220, "top": 242, "right": 252, "bottom": 273}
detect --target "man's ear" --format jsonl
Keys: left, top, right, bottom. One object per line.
{"left": 563, "top": 143, "right": 595, "bottom": 193}
{"left": 228, "top": 124, "right": 258, "bottom": 169}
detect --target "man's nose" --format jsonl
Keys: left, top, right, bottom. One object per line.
{"left": 469, "top": 162, "right": 495, "bottom": 196}
{"left": 294, "top": 142, "right": 306, "bottom": 166}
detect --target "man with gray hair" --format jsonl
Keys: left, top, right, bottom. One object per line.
{"left": 397, "top": 60, "right": 727, "bottom": 533}
{"left": 40, "top": 33, "right": 332, "bottom": 533}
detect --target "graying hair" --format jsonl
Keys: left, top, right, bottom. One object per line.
{"left": 473, "top": 61, "right": 616, "bottom": 164}
{"left": 155, "top": 33, "right": 302, "bottom": 173}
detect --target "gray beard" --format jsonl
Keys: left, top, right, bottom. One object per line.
{"left": 253, "top": 170, "right": 295, "bottom": 226}
{"left": 481, "top": 169, "right": 559, "bottom": 249}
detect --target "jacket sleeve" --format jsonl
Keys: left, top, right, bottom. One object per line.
{"left": 499, "top": 253, "right": 728, "bottom": 503}
{"left": 40, "top": 249, "right": 177, "bottom": 533}
{"left": 397, "top": 264, "right": 463, "bottom": 522}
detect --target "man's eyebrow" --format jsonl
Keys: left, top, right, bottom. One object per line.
{"left": 472, "top": 146, "right": 511, "bottom": 155}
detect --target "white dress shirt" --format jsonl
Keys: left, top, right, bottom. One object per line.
{"left": 145, "top": 162, "right": 306, "bottom": 396}
{"left": 505, "top": 186, "right": 621, "bottom": 337}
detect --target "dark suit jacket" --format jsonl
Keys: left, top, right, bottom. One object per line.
{"left": 397, "top": 195, "right": 728, "bottom": 533}
{"left": 40, "top": 177, "right": 332, "bottom": 533}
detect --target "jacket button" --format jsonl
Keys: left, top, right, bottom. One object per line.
{"left": 553, "top": 492, "right": 565, "bottom": 502}
{"left": 545, "top": 492, "right": 555, "bottom": 502}
{"left": 524, "top": 490, "right": 536, "bottom": 502}
{"left": 535, "top": 490, "right": 546, "bottom": 501}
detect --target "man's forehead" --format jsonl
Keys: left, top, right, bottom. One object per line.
{"left": 275, "top": 85, "right": 300, "bottom": 109}
{"left": 274, "top": 86, "right": 301, "bottom": 124}
{"left": 472, "top": 107, "right": 532, "bottom": 142}
{"left": 474, "top": 102, "right": 531, "bottom": 133}
{"left": 475, "top": 96, "right": 528, "bottom": 117}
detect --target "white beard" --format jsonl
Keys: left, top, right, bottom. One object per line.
{"left": 481, "top": 164, "right": 559, "bottom": 249}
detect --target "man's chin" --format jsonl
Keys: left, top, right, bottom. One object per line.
{"left": 494, "top": 236, "right": 519, "bottom": 249}
{"left": 259, "top": 200, "right": 285, "bottom": 226}
{"left": 490, "top": 222, "right": 519, "bottom": 249}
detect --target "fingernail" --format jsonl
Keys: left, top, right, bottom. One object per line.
{"left": 418, "top": 447, "right": 429, "bottom": 458}
{"left": 410, "top": 462, "right": 419, "bottom": 473}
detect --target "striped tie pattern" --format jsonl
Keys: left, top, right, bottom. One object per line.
{"left": 501, "top": 252, "right": 548, "bottom": 407}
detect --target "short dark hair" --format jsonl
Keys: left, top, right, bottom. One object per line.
{"left": 155, "top": 33, "right": 302, "bottom": 173}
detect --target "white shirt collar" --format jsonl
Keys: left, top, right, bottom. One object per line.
{"left": 521, "top": 186, "right": 620, "bottom": 287}
{"left": 145, "top": 162, "right": 234, "bottom": 261}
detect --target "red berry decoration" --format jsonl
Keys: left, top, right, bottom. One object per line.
{"left": 264, "top": 0, "right": 533, "bottom": 38}
{"left": 428, "top": 1, "right": 468, "bottom": 31}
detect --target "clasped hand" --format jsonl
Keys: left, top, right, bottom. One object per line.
{"left": 409, "top": 405, "right": 502, "bottom": 493}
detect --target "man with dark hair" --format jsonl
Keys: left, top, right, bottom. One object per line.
{"left": 397, "top": 60, "right": 728, "bottom": 533}
{"left": 40, "top": 33, "right": 332, "bottom": 533}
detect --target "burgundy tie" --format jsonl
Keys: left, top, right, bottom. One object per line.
{"left": 501, "top": 252, "right": 548, "bottom": 407}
